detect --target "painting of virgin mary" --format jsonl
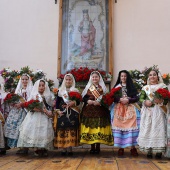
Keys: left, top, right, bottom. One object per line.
{"left": 78, "top": 9, "right": 96, "bottom": 59}
{"left": 61, "top": 0, "right": 109, "bottom": 73}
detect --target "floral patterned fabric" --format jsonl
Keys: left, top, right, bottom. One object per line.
{"left": 4, "top": 107, "right": 27, "bottom": 148}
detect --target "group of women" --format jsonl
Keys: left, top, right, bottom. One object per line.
{"left": 0, "top": 69, "right": 170, "bottom": 159}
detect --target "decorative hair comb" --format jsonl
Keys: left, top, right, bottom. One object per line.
{"left": 151, "top": 65, "right": 159, "bottom": 73}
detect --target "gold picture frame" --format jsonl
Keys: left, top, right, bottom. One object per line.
{"left": 57, "top": 0, "right": 113, "bottom": 76}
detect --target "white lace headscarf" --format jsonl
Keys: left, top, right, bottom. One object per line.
{"left": 82, "top": 71, "right": 108, "bottom": 98}
{"left": 15, "top": 74, "right": 33, "bottom": 100}
{"left": 58, "top": 73, "right": 79, "bottom": 97}
{"left": 28, "top": 79, "right": 53, "bottom": 106}
{"left": 147, "top": 70, "right": 164, "bottom": 85}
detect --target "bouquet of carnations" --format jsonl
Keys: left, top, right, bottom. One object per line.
{"left": 68, "top": 91, "right": 82, "bottom": 103}
{"left": 22, "top": 99, "right": 43, "bottom": 112}
{"left": 154, "top": 88, "right": 169, "bottom": 100}
{"left": 4, "top": 93, "right": 20, "bottom": 104}
{"left": 100, "top": 93, "right": 114, "bottom": 108}
{"left": 110, "top": 87, "right": 122, "bottom": 98}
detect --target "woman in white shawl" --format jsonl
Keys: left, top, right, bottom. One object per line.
{"left": 4, "top": 74, "right": 33, "bottom": 153}
{"left": 17, "top": 79, "right": 54, "bottom": 156}
{"left": 80, "top": 71, "right": 113, "bottom": 154}
{"left": 54, "top": 74, "right": 80, "bottom": 156}
{"left": 137, "top": 70, "right": 168, "bottom": 159}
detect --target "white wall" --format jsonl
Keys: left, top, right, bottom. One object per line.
{"left": 0, "top": 0, "right": 59, "bottom": 85}
{"left": 113, "top": 0, "right": 170, "bottom": 82}
{"left": 0, "top": 0, "right": 170, "bottom": 86}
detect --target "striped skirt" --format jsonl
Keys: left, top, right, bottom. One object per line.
{"left": 110, "top": 103, "right": 140, "bottom": 148}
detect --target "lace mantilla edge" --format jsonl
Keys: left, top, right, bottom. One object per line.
{"left": 18, "top": 134, "right": 54, "bottom": 145}
{"left": 112, "top": 126, "right": 139, "bottom": 131}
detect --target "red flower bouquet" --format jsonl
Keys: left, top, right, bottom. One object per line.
{"left": 58, "top": 67, "right": 112, "bottom": 82}
{"left": 100, "top": 93, "right": 114, "bottom": 108}
{"left": 154, "top": 88, "right": 169, "bottom": 100}
{"left": 22, "top": 99, "right": 43, "bottom": 112}
{"left": 110, "top": 87, "right": 122, "bottom": 98}
{"left": 4, "top": 93, "right": 20, "bottom": 104}
{"left": 68, "top": 91, "right": 82, "bottom": 103}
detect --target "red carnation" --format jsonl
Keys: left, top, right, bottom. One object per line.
{"left": 4, "top": 93, "right": 20, "bottom": 104}
{"left": 68, "top": 91, "right": 82, "bottom": 103}
{"left": 110, "top": 87, "right": 122, "bottom": 98}
{"left": 22, "top": 99, "right": 43, "bottom": 112}
{"left": 154, "top": 88, "right": 169, "bottom": 100}
{"left": 100, "top": 93, "right": 114, "bottom": 108}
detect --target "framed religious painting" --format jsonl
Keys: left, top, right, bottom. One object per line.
{"left": 57, "top": 0, "right": 113, "bottom": 75}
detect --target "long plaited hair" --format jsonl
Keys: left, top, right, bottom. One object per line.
{"left": 114, "top": 70, "right": 138, "bottom": 96}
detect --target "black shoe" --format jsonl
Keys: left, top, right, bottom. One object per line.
{"left": 147, "top": 153, "right": 153, "bottom": 159}
{"left": 155, "top": 153, "right": 162, "bottom": 159}
{"left": 34, "top": 150, "right": 41, "bottom": 157}
{"left": 16, "top": 149, "right": 28, "bottom": 155}
{"left": 90, "top": 149, "right": 95, "bottom": 154}
{"left": 61, "top": 151, "right": 67, "bottom": 156}
{"left": 42, "top": 150, "right": 48, "bottom": 157}
{"left": 95, "top": 149, "right": 100, "bottom": 154}
{"left": 68, "top": 152, "right": 73, "bottom": 156}
{"left": 0, "top": 150, "right": 6, "bottom": 155}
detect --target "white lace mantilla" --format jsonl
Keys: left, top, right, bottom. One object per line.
{"left": 112, "top": 126, "right": 139, "bottom": 131}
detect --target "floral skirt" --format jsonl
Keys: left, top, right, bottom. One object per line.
{"left": 80, "top": 105, "right": 113, "bottom": 145}
{"left": 4, "top": 107, "right": 26, "bottom": 148}
{"left": 80, "top": 124, "right": 113, "bottom": 145}
{"left": 54, "top": 128, "right": 79, "bottom": 148}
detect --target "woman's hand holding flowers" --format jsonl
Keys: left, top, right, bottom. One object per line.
{"left": 58, "top": 110, "right": 64, "bottom": 117}
{"left": 93, "top": 101, "right": 100, "bottom": 106}
{"left": 67, "top": 101, "right": 75, "bottom": 108}
{"left": 120, "top": 97, "right": 129, "bottom": 105}
{"left": 154, "top": 98, "right": 163, "bottom": 104}
{"left": 87, "top": 100, "right": 93, "bottom": 105}
{"left": 144, "top": 100, "right": 153, "bottom": 107}
{"left": 14, "top": 103, "right": 21, "bottom": 109}
{"left": 43, "top": 108, "right": 53, "bottom": 118}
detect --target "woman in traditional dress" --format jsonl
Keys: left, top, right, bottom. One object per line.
{"left": 17, "top": 79, "right": 54, "bottom": 156}
{"left": 110, "top": 70, "right": 140, "bottom": 156}
{"left": 137, "top": 70, "right": 168, "bottom": 159}
{"left": 4, "top": 74, "right": 33, "bottom": 154}
{"left": 111, "top": 70, "right": 140, "bottom": 156}
{"left": 80, "top": 71, "right": 113, "bottom": 153}
{"left": 0, "top": 84, "right": 6, "bottom": 155}
{"left": 54, "top": 74, "right": 80, "bottom": 156}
